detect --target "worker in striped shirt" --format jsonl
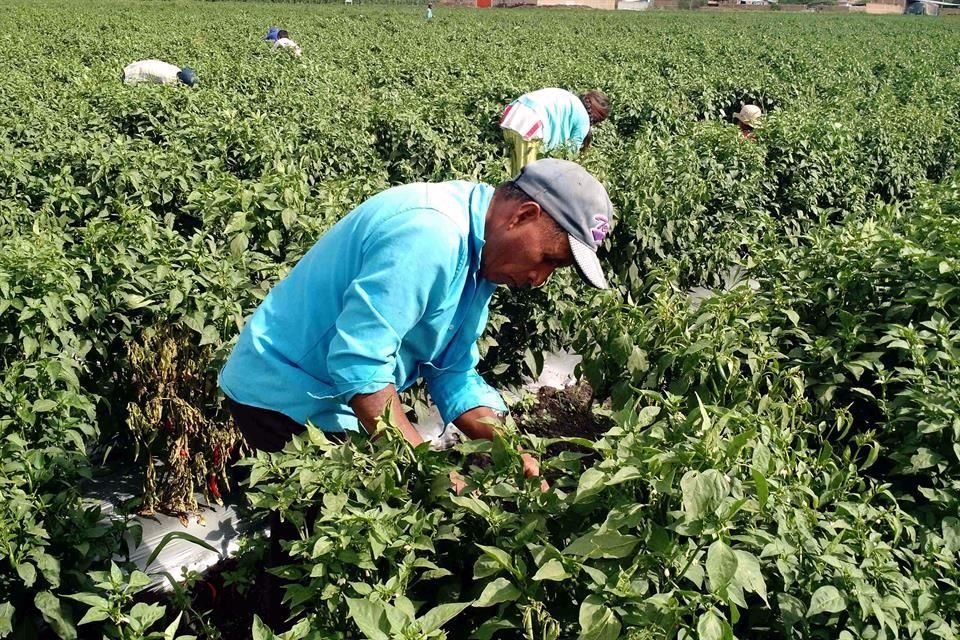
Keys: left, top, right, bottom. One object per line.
{"left": 500, "top": 88, "right": 610, "bottom": 176}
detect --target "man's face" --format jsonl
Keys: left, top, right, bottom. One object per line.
{"left": 480, "top": 198, "right": 574, "bottom": 289}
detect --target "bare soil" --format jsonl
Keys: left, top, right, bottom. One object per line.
{"left": 514, "top": 383, "right": 613, "bottom": 446}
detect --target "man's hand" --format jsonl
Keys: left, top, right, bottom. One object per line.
{"left": 521, "top": 453, "right": 549, "bottom": 492}
{"left": 449, "top": 470, "right": 468, "bottom": 496}
{"left": 455, "top": 408, "right": 549, "bottom": 492}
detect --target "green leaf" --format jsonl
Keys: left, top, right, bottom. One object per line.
{"left": 163, "top": 612, "right": 185, "bottom": 640}
{"left": 65, "top": 593, "right": 109, "bottom": 609}
{"left": 532, "top": 559, "right": 570, "bottom": 582}
{"left": 751, "top": 468, "right": 768, "bottom": 510}
{"left": 807, "top": 586, "right": 845, "bottom": 617}
{"left": 696, "top": 610, "right": 731, "bottom": 640}
{"left": 473, "top": 555, "right": 503, "bottom": 579}
{"left": 474, "top": 578, "right": 521, "bottom": 607}
{"left": 77, "top": 607, "right": 110, "bottom": 626}
{"left": 450, "top": 495, "right": 491, "bottom": 517}
{"left": 778, "top": 593, "right": 805, "bottom": 630}
{"left": 34, "top": 592, "right": 76, "bottom": 640}
{"left": 942, "top": 517, "right": 960, "bottom": 553}
{"left": 251, "top": 615, "right": 278, "bottom": 640}
{"left": 346, "top": 598, "right": 390, "bottom": 640}
{"left": 476, "top": 544, "right": 514, "bottom": 575}
{"left": 129, "top": 603, "right": 165, "bottom": 632}
{"left": 0, "top": 602, "right": 14, "bottom": 638}
{"left": 34, "top": 553, "right": 60, "bottom": 589}
{"left": 16, "top": 563, "right": 36, "bottom": 587}
{"left": 32, "top": 399, "right": 57, "bottom": 413}
{"left": 733, "top": 550, "right": 768, "bottom": 605}
{"left": 563, "top": 531, "right": 639, "bottom": 559}
{"left": 577, "top": 595, "right": 621, "bottom": 640}
{"left": 229, "top": 233, "right": 249, "bottom": 258}
{"left": 469, "top": 618, "right": 515, "bottom": 640}
{"left": 199, "top": 324, "right": 220, "bottom": 347}
{"left": 695, "top": 393, "right": 713, "bottom": 431}
{"left": 706, "top": 540, "right": 738, "bottom": 594}
{"left": 574, "top": 468, "right": 606, "bottom": 503}
{"left": 861, "top": 442, "right": 880, "bottom": 470}
{"left": 606, "top": 466, "right": 643, "bottom": 485}
{"left": 627, "top": 346, "right": 649, "bottom": 380}
{"left": 23, "top": 336, "right": 38, "bottom": 357}
{"left": 418, "top": 602, "right": 471, "bottom": 634}
{"left": 128, "top": 570, "right": 151, "bottom": 591}
{"left": 680, "top": 469, "right": 729, "bottom": 521}
{"left": 248, "top": 463, "right": 269, "bottom": 488}
{"left": 110, "top": 561, "right": 123, "bottom": 584}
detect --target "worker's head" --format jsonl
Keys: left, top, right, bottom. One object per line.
{"left": 277, "top": 29, "right": 290, "bottom": 39}
{"left": 482, "top": 159, "right": 613, "bottom": 290}
{"left": 581, "top": 90, "right": 610, "bottom": 126}
{"left": 177, "top": 67, "right": 198, "bottom": 87}
{"left": 734, "top": 104, "right": 763, "bottom": 131}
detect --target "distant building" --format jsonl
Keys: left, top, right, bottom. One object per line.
{"left": 905, "top": 0, "right": 940, "bottom": 14}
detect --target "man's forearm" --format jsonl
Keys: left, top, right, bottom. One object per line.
{"left": 350, "top": 385, "right": 425, "bottom": 447}
{"left": 453, "top": 406, "right": 504, "bottom": 441}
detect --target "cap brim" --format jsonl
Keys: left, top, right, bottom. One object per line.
{"left": 569, "top": 234, "right": 608, "bottom": 290}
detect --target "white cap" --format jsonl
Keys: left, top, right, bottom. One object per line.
{"left": 734, "top": 104, "right": 763, "bottom": 128}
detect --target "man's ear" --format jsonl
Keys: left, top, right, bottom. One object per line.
{"left": 509, "top": 200, "right": 543, "bottom": 229}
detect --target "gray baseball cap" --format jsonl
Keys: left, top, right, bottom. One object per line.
{"left": 514, "top": 159, "right": 614, "bottom": 289}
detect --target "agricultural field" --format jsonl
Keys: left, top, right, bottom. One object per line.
{"left": 3, "top": 0, "right": 960, "bottom": 638}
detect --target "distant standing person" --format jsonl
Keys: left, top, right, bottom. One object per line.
{"left": 122, "top": 60, "right": 197, "bottom": 87}
{"left": 735, "top": 104, "right": 763, "bottom": 138}
{"left": 500, "top": 88, "right": 610, "bottom": 176}
{"left": 426, "top": 3, "right": 433, "bottom": 19}
{"left": 273, "top": 29, "right": 302, "bottom": 57}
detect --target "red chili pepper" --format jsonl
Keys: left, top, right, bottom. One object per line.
{"left": 208, "top": 474, "right": 221, "bottom": 500}
{"left": 180, "top": 448, "right": 188, "bottom": 459}
{"left": 212, "top": 445, "right": 221, "bottom": 467}
{"left": 163, "top": 418, "right": 174, "bottom": 434}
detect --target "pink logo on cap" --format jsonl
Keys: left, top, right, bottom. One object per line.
{"left": 591, "top": 215, "right": 609, "bottom": 244}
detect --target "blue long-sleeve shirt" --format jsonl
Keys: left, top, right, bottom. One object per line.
{"left": 219, "top": 181, "right": 507, "bottom": 433}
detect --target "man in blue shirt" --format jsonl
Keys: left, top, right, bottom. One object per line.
{"left": 500, "top": 89, "right": 610, "bottom": 176}
{"left": 220, "top": 159, "right": 613, "bottom": 487}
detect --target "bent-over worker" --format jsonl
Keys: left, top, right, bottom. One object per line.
{"left": 500, "top": 88, "right": 610, "bottom": 176}
{"left": 122, "top": 59, "right": 197, "bottom": 87}
{"left": 219, "top": 159, "right": 614, "bottom": 491}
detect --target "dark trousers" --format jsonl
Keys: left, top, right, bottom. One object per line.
{"left": 226, "top": 397, "right": 308, "bottom": 453}
{"left": 225, "top": 398, "right": 343, "bottom": 628}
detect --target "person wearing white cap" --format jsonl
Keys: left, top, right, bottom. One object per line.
{"left": 220, "top": 159, "right": 614, "bottom": 494}
{"left": 735, "top": 104, "right": 763, "bottom": 137}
